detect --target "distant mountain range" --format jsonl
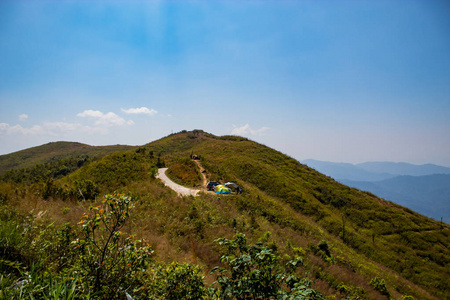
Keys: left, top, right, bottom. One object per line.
{"left": 301, "top": 159, "right": 450, "bottom": 222}
{"left": 302, "top": 159, "right": 450, "bottom": 180}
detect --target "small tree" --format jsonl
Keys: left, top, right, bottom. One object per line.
{"left": 72, "top": 193, "right": 153, "bottom": 298}
{"left": 211, "top": 233, "right": 323, "bottom": 300}
{"left": 75, "top": 179, "right": 99, "bottom": 200}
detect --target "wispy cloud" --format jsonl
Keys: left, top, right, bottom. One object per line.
{"left": 0, "top": 122, "right": 89, "bottom": 136}
{"left": 19, "top": 114, "right": 28, "bottom": 121}
{"left": 42, "top": 121, "right": 98, "bottom": 136}
{"left": 1, "top": 123, "right": 43, "bottom": 135}
{"left": 1, "top": 109, "right": 133, "bottom": 138}
{"left": 121, "top": 107, "right": 157, "bottom": 116}
{"left": 231, "top": 124, "right": 270, "bottom": 136}
{"left": 77, "top": 110, "right": 128, "bottom": 127}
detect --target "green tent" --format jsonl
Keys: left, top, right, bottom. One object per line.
{"left": 215, "top": 185, "right": 231, "bottom": 194}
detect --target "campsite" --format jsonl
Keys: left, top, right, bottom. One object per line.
{"left": 158, "top": 153, "right": 243, "bottom": 196}
{"left": 208, "top": 181, "right": 241, "bottom": 194}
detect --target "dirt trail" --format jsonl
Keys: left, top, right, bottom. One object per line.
{"left": 156, "top": 168, "right": 200, "bottom": 197}
{"left": 156, "top": 160, "right": 213, "bottom": 196}
{"left": 194, "top": 160, "right": 208, "bottom": 187}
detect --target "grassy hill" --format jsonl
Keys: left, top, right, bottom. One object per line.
{"left": 0, "top": 141, "right": 136, "bottom": 175}
{"left": 1, "top": 130, "right": 448, "bottom": 299}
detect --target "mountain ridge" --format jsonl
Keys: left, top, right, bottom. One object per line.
{"left": 302, "top": 159, "right": 450, "bottom": 181}
{"left": 0, "top": 141, "right": 136, "bottom": 175}
{"left": 356, "top": 161, "right": 450, "bottom": 176}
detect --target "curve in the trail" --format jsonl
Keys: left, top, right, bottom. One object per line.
{"left": 156, "top": 168, "right": 200, "bottom": 197}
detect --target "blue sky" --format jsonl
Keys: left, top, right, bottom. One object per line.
{"left": 1, "top": 0, "right": 449, "bottom": 166}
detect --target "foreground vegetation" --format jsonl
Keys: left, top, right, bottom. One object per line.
{"left": 0, "top": 130, "right": 448, "bottom": 299}
{"left": 1, "top": 193, "right": 323, "bottom": 299}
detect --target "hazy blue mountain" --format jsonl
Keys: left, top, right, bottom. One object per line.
{"left": 356, "top": 161, "right": 450, "bottom": 176}
{"left": 301, "top": 159, "right": 394, "bottom": 181}
{"left": 301, "top": 159, "right": 450, "bottom": 222}
{"left": 301, "top": 159, "right": 450, "bottom": 181}
{"left": 341, "top": 174, "right": 450, "bottom": 222}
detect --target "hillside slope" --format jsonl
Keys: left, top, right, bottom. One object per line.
{"left": 1, "top": 130, "right": 448, "bottom": 299}
{"left": 142, "top": 131, "right": 449, "bottom": 299}
{"left": 342, "top": 174, "right": 450, "bottom": 222}
{"left": 0, "top": 141, "right": 136, "bottom": 175}
{"left": 302, "top": 159, "right": 450, "bottom": 222}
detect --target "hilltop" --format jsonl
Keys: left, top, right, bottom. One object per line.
{"left": 1, "top": 130, "right": 448, "bottom": 299}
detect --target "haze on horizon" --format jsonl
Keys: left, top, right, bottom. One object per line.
{"left": 1, "top": 1, "right": 449, "bottom": 167}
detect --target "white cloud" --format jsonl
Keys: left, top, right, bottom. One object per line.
{"left": 42, "top": 121, "right": 89, "bottom": 136}
{"left": 231, "top": 124, "right": 270, "bottom": 136}
{"left": 0, "top": 123, "right": 9, "bottom": 131}
{"left": 0, "top": 121, "right": 107, "bottom": 137}
{"left": 43, "top": 121, "right": 80, "bottom": 132}
{"left": 0, "top": 110, "right": 135, "bottom": 143}
{"left": 96, "top": 112, "right": 126, "bottom": 126}
{"left": 0, "top": 123, "right": 45, "bottom": 135}
{"left": 76, "top": 110, "right": 104, "bottom": 118}
{"left": 121, "top": 107, "right": 157, "bottom": 116}
{"left": 19, "top": 114, "right": 28, "bottom": 121}
{"left": 77, "top": 110, "right": 128, "bottom": 127}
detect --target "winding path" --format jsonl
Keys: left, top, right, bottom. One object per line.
{"left": 156, "top": 168, "right": 201, "bottom": 196}
{"left": 194, "top": 160, "right": 208, "bottom": 187}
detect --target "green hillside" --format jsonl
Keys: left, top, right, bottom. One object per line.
{"left": 1, "top": 130, "right": 448, "bottom": 299}
{"left": 0, "top": 141, "right": 136, "bottom": 175}
{"left": 144, "top": 131, "right": 449, "bottom": 296}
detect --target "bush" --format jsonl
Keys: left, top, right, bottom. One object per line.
{"left": 317, "top": 240, "right": 331, "bottom": 257}
{"left": 370, "top": 277, "right": 389, "bottom": 296}
{"left": 211, "top": 233, "right": 323, "bottom": 299}
{"left": 71, "top": 193, "right": 153, "bottom": 298}
{"left": 138, "top": 262, "right": 206, "bottom": 299}
{"left": 75, "top": 179, "right": 99, "bottom": 200}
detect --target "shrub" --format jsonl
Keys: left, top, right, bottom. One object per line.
{"left": 71, "top": 193, "right": 153, "bottom": 298}
{"left": 211, "top": 233, "right": 323, "bottom": 299}
{"left": 370, "top": 277, "right": 389, "bottom": 296}
{"left": 140, "top": 262, "right": 206, "bottom": 299}
{"left": 318, "top": 240, "right": 331, "bottom": 257}
{"left": 75, "top": 179, "right": 99, "bottom": 200}
{"left": 311, "top": 240, "right": 332, "bottom": 261}
{"left": 336, "top": 282, "right": 365, "bottom": 298}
